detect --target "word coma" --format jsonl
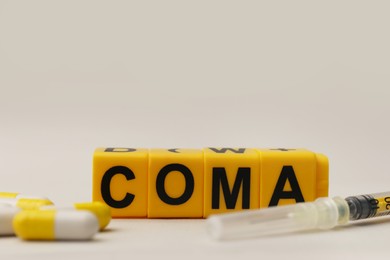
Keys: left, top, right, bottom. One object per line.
{"left": 92, "top": 148, "right": 328, "bottom": 218}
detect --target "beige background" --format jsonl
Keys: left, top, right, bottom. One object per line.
{"left": 1, "top": 1, "right": 390, "bottom": 259}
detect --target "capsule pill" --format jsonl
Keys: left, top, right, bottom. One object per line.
{"left": 13, "top": 210, "right": 99, "bottom": 240}
{"left": 0, "top": 192, "right": 53, "bottom": 210}
{"left": 42, "top": 202, "right": 111, "bottom": 230}
{"left": 0, "top": 203, "right": 19, "bottom": 236}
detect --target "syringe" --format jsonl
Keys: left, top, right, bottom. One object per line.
{"left": 206, "top": 191, "right": 390, "bottom": 240}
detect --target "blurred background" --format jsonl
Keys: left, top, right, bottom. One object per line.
{"left": 1, "top": 0, "right": 389, "bottom": 205}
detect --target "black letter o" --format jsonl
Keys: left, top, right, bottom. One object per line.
{"left": 156, "top": 164, "right": 194, "bottom": 205}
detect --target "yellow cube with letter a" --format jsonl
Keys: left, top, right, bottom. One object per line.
{"left": 148, "top": 149, "right": 204, "bottom": 218}
{"left": 203, "top": 148, "right": 260, "bottom": 217}
{"left": 92, "top": 148, "right": 148, "bottom": 217}
{"left": 257, "top": 148, "right": 328, "bottom": 208}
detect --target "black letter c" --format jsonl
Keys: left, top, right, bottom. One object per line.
{"left": 101, "top": 166, "right": 135, "bottom": 208}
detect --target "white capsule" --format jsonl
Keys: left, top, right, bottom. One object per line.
{"left": 13, "top": 210, "right": 99, "bottom": 240}
{"left": 0, "top": 203, "right": 19, "bottom": 236}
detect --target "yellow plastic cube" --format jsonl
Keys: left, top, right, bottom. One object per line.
{"left": 257, "top": 148, "right": 328, "bottom": 208}
{"left": 315, "top": 153, "right": 329, "bottom": 198}
{"left": 148, "top": 149, "right": 204, "bottom": 218}
{"left": 93, "top": 148, "right": 148, "bottom": 217}
{"left": 203, "top": 148, "right": 260, "bottom": 217}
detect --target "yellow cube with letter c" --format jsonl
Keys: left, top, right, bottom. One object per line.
{"left": 93, "top": 148, "right": 148, "bottom": 218}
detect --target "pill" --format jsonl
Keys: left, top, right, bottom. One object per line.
{"left": 74, "top": 202, "right": 111, "bottom": 230}
{"left": 13, "top": 210, "right": 99, "bottom": 240}
{"left": 3, "top": 198, "right": 53, "bottom": 210}
{"left": 0, "top": 203, "right": 19, "bottom": 236}
{"left": 0, "top": 192, "right": 53, "bottom": 210}
{"left": 0, "top": 192, "right": 50, "bottom": 200}
{"left": 0, "top": 192, "right": 19, "bottom": 198}
{"left": 41, "top": 202, "right": 111, "bottom": 230}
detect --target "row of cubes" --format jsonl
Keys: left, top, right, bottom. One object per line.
{"left": 92, "top": 148, "right": 328, "bottom": 218}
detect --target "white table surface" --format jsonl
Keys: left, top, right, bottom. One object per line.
{"left": 1, "top": 1, "right": 390, "bottom": 259}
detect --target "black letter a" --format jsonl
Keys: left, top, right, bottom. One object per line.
{"left": 268, "top": 166, "right": 304, "bottom": 206}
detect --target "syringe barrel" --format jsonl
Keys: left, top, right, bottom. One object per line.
{"left": 206, "top": 197, "right": 347, "bottom": 240}
{"left": 207, "top": 204, "right": 314, "bottom": 240}
{"left": 346, "top": 191, "right": 390, "bottom": 220}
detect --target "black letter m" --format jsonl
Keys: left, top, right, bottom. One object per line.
{"left": 212, "top": 168, "right": 251, "bottom": 209}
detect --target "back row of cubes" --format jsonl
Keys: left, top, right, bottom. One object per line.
{"left": 92, "top": 148, "right": 328, "bottom": 218}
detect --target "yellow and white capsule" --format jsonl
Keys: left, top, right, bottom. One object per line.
{"left": 0, "top": 192, "right": 53, "bottom": 210}
{"left": 0, "top": 192, "right": 20, "bottom": 198}
{"left": 13, "top": 210, "right": 99, "bottom": 240}
{"left": 0, "top": 203, "right": 19, "bottom": 236}
{"left": 0, "top": 192, "right": 50, "bottom": 200}
{"left": 74, "top": 202, "right": 111, "bottom": 230}
{"left": 41, "top": 202, "right": 111, "bottom": 230}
